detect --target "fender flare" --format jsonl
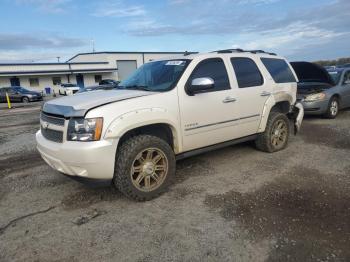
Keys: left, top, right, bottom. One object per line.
{"left": 104, "top": 108, "right": 182, "bottom": 153}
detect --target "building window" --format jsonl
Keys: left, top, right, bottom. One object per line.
{"left": 52, "top": 77, "right": 62, "bottom": 85}
{"left": 29, "top": 78, "right": 39, "bottom": 87}
{"left": 95, "top": 75, "right": 102, "bottom": 83}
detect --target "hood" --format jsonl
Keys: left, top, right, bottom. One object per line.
{"left": 290, "top": 61, "right": 335, "bottom": 86}
{"left": 43, "top": 89, "right": 156, "bottom": 117}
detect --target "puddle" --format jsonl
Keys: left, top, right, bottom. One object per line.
{"left": 0, "top": 151, "right": 44, "bottom": 175}
{"left": 61, "top": 187, "right": 121, "bottom": 210}
{"left": 204, "top": 167, "right": 350, "bottom": 261}
{"left": 300, "top": 122, "right": 350, "bottom": 150}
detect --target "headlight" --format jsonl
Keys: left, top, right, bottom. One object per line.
{"left": 67, "top": 118, "right": 103, "bottom": 141}
{"left": 304, "top": 92, "right": 326, "bottom": 102}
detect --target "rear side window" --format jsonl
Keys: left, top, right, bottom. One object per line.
{"left": 231, "top": 58, "right": 263, "bottom": 88}
{"left": 188, "top": 58, "right": 230, "bottom": 92}
{"left": 261, "top": 58, "right": 296, "bottom": 83}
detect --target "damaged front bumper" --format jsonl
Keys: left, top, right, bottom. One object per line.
{"left": 291, "top": 102, "right": 304, "bottom": 134}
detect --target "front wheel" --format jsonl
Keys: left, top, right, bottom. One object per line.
{"left": 22, "top": 97, "right": 30, "bottom": 103}
{"left": 324, "top": 97, "right": 339, "bottom": 119}
{"left": 113, "top": 135, "right": 175, "bottom": 201}
{"left": 255, "top": 111, "right": 290, "bottom": 153}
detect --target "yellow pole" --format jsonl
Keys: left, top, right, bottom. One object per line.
{"left": 5, "top": 92, "right": 11, "bottom": 109}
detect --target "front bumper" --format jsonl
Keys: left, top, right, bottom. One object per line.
{"left": 29, "top": 96, "right": 43, "bottom": 102}
{"left": 36, "top": 130, "right": 117, "bottom": 180}
{"left": 298, "top": 99, "right": 329, "bottom": 115}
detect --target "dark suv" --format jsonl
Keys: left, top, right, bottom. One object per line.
{"left": 0, "top": 86, "right": 43, "bottom": 103}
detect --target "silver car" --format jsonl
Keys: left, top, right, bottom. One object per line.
{"left": 292, "top": 62, "right": 350, "bottom": 118}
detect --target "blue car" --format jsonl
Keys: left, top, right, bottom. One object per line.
{"left": 291, "top": 62, "right": 350, "bottom": 118}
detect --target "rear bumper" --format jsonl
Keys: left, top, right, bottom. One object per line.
{"left": 36, "top": 130, "right": 118, "bottom": 180}
{"left": 291, "top": 102, "right": 304, "bottom": 134}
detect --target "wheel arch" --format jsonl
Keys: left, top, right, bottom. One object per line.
{"left": 258, "top": 96, "right": 292, "bottom": 132}
{"left": 104, "top": 109, "right": 182, "bottom": 153}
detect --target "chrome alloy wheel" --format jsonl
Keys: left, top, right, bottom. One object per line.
{"left": 330, "top": 100, "right": 338, "bottom": 116}
{"left": 130, "top": 148, "right": 168, "bottom": 192}
{"left": 270, "top": 119, "right": 288, "bottom": 149}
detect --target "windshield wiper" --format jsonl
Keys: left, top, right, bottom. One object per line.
{"left": 123, "top": 85, "right": 152, "bottom": 91}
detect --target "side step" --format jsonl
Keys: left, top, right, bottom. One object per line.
{"left": 176, "top": 134, "right": 257, "bottom": 160}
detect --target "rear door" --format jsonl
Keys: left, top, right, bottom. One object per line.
{"left": 228, "top": 57, "right": 270, "bottom": 136}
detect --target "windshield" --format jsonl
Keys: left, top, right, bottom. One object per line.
{"left": 119, "top": 59, "right": 190, "bottom": 92}
{"left": 62, "top": 84, "right": 77, "bottom": 87}
{"left": 13, "top": 87, "right": 30, "bottom": 92}
{"left": 328, "top": 70, "right": 343, "bottom": 84}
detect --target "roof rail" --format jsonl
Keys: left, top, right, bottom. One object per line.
{"left": 213, "top": 49, "right": 244, "bottom": 54}
{"left": 213, "top": 48, "right": 277, "bottom": 56}
{"left": 246, "top": 50, "right": 277, "bottom": 56}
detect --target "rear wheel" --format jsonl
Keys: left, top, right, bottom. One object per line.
{"left": 324, "top": 97, "right": 339, "bottom": 119}
{"left": 255, "top": 111, "right": 290, "bottom": 153}
{"left": 113, "top": 135, "right": 175, "bottom": 201}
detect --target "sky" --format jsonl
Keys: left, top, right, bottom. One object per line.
{"left": 0, "top": 0, "right": 349, "bottom": 62}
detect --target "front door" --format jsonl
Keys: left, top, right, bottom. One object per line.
{"left": 179, "top": 58, "right": 241, "bottom": 152}
{"left": 10, "top": 77, "right": 20, "bottom": 87}
{"left": 76, "top": 74, "right": 84, "bottom": 88}
{"left": 341, "top": 70, "right": 350, "bottom": 107}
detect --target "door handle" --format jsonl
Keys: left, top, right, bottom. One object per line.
{"left": 222, "top": 97, "right": 237, "bottom": 103}
{"left": 260, "top": 91, "right": 271, "bottom": 97}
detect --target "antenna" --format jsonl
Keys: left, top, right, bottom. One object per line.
{"left": 56, "top": 56, "right": 60, "bottom": 63}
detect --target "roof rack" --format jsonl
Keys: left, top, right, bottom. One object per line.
{"left": 213, "top": 49, "right": 244, "bottom": 54}
{"left": 213, "top": 48, "right": 277, "bottom": 56}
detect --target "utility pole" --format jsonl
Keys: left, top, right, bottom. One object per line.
{"left": 91, "top": 39, "right": 95, "bottom": 53}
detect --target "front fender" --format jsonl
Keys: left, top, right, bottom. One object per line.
{"left": 104, "top": 108, "right": 182, "bottom": 153}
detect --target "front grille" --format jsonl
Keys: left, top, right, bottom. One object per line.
{"left": 41, "top": 112, "right": 65, "bottom": 126}
{"left": 41, "top": 127, "right": 63, "bottom": 143}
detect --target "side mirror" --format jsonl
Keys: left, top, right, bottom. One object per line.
{"left": 187, "top": 77, "right": 214, "bottom": 95}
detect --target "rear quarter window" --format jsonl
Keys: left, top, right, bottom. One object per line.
{"left": 261, "top": 58, "right": 296, "bottom": 83}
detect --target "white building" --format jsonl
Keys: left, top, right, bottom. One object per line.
{"left": 0, "top": 51, "right": 193, "bottom": 92}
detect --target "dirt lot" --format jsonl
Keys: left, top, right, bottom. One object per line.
{"left": 0, "top": 106, "right": 349, "bottom": 262}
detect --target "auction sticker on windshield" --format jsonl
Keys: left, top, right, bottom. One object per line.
{"left": 165, "top": 61, "right": 186, "bottom": 66}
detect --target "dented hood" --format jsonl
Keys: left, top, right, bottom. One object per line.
{"left": 291, "top": 61, "right": 335, "bottom": 86}
{"left": 42, "top": 89, "right": 155, "bottom": 117}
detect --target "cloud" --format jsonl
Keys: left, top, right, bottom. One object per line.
{"left": 0, "top": 33, "right": 89, "bottom": 51}
{"left": 92, "top": 1, "right": 146, "bottom": 17}
{"left": 15, "top": 0, "right": 72, "bottom": 13}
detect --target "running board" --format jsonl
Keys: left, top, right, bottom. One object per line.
{"left": 176, "top": 134, "right": 257, "bottom": 160}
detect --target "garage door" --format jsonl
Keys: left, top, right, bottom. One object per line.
{"left": 117, "top": 60, "right": 137, "bottom": 81}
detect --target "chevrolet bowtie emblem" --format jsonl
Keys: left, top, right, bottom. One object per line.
{"left": 42, "top": 121, "right": 49, "bottom": 129}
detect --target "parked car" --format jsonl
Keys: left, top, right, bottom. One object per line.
{"left": 36, "top": 49, "right": 304, "bottom": 201}
{"left": 99, "top": 79, "right": 120, "bottom": 86}
{"left": 291, "top": 62, "right": 350, "bottom": 118}
{"left": 55, "top": 83, "right": 80, "bottom": 96}
{"left": 0, "top": 86, "right": 43, "bottom": 103}
{"left": 77, "top": 84, "right": 117, "bottom": 93}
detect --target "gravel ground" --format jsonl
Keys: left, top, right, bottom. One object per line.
{"left": 0, "top": 107, "right": 349, "bottom": 262}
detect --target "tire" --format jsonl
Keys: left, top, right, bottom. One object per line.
{"left": 113, "top": 135, "right": 175, "bottom": 201}
{"left": 255, "top": 111, "right": 290, "bottom": 153}
{"left": 324, "top": 97, "right": 339, "bottom": 119}
{"left": 22, "top": 97, "right": 30, "bottom": 103}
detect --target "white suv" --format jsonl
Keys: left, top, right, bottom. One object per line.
{"left": 36, "top": 49, "right": 304, "bottom": 201}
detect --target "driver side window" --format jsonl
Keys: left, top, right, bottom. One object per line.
{"left": 187, "top": 58, "right": 230, "bottom": 92}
